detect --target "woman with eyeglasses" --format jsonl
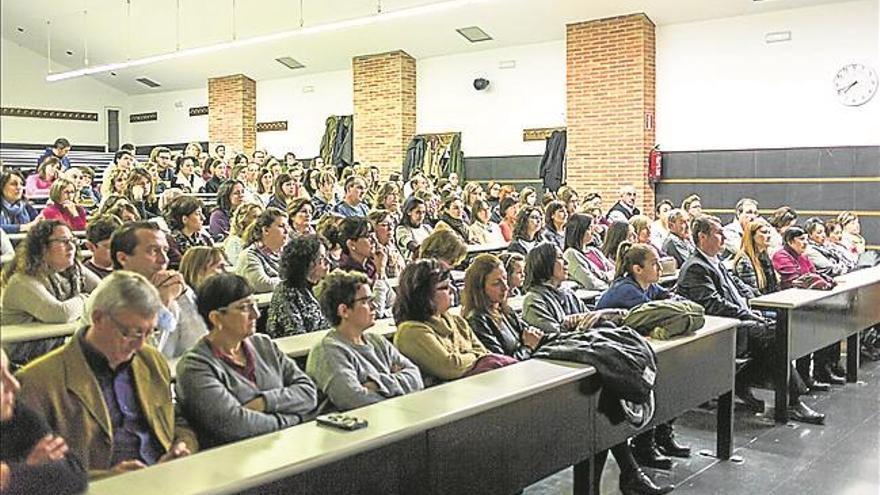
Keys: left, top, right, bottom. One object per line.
{"left": 266, "top": 235, "right": 332, "bottom": 338}
{"left": 39, "top": 178, "right": 87, "bottom": 231}
{"left": 394, "top": 259, "right": 515, "bottom": 383}
{"left": 175, "top": 273, "right": 318, "bottom": 449}
{"left": 306, "top": 270, "right": 423, "bottom": 411}
{"left": 328, "top": 217, "right": 393, "bottom": 319}
{"left": 1, "top": 171, "right": 42, "bottom": 234}
{"left": 287, "top": 197, "right": 316, "bottom": 237}
{"left": 507, "top": 206, "right": 544, "bottom": 255}
{"left": 1, "top": 220, "right": 100, "bottom": 365}
{"left": 368, "top": 209, "right": 405, "bottom": 279}
{"left": 234, "top": 207, "right": 289, "bottom": 293}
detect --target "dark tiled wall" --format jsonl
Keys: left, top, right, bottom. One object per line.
{"left": 463, "top": 155, "right": 543, "bottom": 190}
{"left": 657, "top": 146, "right": 880, "bottom": 246}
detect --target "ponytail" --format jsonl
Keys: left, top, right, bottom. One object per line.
{"left": 614, "top": 242, "right": 654, "bottom": 280}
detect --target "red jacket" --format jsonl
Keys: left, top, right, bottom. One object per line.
{"left": 41, "top": 203, "right": 87, "bottom": 231}
{"left": 771, "top": 246, "right": 815, "bottom": 289}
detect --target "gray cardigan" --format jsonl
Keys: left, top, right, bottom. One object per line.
{"left": 234, "top": 244, "right": 281, "bottom": 293}
{"left": 175, "top": 333, "right": 318, "bottom": 448}
{"left": 522, "top": 283, "right": 587, "bottom": 334}
{"left": 306, "top": 330, "right": 423, "bottom": 411}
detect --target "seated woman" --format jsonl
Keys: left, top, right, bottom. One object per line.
{"left": 266, "top": 173, "right": 295, "bottom": 212}
{"left": 179, "top": 246, "right": 228, "bottom": 290}
{"left": 395, "top": 197, "right": 433, "bottom": 260}
{"left": 602, "top": 220, "right": 636, "bottom": 264}
{"left": 234, "top": 207, "right": 289, "bottom": 293}
{"left": 368, "top": 209, "right": 406, "bottom": 279}
{"left": 507, "top": 206, "right": 544, "bottom": 255}
{"left": 306, "top": 270, "right": 423, "bottom": 411}
{"left": 1, "top": 171, "right": 41, "bottom": 234}
{"left": 767, "top": 206, "right": 798, "bottom": 254}
{"left": 541, "top": 200, "right": 568, "bottom": 250}
{"left": 521, "top": 242, "right": 623, "bottom": 335}
{"left": 418, "top": 228, "right": 468, "bottom": 270}
{"left": 595, "top": 243, "right": 689, "bottom": 469}
{"left": 122, "top": 168, "right": 161, "bottom": 220}
{"left": 733, "top": 219, "right": 778, "bottom": 296}
{"left": 497, "top": 197, "right": 519, "bottom": 242}
{"left": 434, "top": 196, "right": 472, "bottom": 243}
{"left": 563, "top": 213, "right": 614, "bottom": 291}
{"left": 223, "top": 202, "right": 263, "bottom": 267}
{"left": 256, "top": 169, "right": 274, "bottom": 205}
{"left": 837, "top": 211, "right": 866, "bottom": 256}
{"left": 175, "top": 273, "right": 318, "bottom": 449}
{"left": 393, "top": 259, "right": 513, "bottom": 383}
{"left": 804, "top": 218, "right": 850, "bottom": 278}
{"left": 266, "top": 235, "right": 331, "bottom": 337}
{"left": 467, "top": 199, "right": 505, "bottom": 245}
{"left": 650, "top": 199, "right": 674, "bottom": 249}
{"left": 174, "top": 155, "right": 206, "bottom": 193}
{"left": 375, "top": 182, "right": 402, "bottom": 225}
{"left": 498, "top": 252, "right": 525, "bottom": 297}
{"left": 0, "top": 220, "right": 100, "bottom": 365}
{"left": 824, "top": 219, "right": 859, "bottom": 271}
{"left": 38, "top": 178, "right": 87, "bottom": 231}
{"left": 287, "top": 198, "right": 316, "bottom": 237}
{"left": 330, "top": 217, "right": 393, "bottom": 318}
{"left": 25, "top": 157, "right": 60, "bottom": 199}
{"left": 310, "top": 170, "right": 338, "bottom": 219}
{"left": 165, "top": 196, "right": 213, "bottom": 270}
{"left": 630, "top": 214, "right": 663, "bottom": 254}
{"left": 0, "top": 349, "right": 88, "bottom": 495}
{"left": 209, "top": 180, "right": 246, "bottom": 241}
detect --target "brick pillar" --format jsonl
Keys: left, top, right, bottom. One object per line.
{"left": 208, "top": 74, "right": 256, "bottom": 157}
{"left": 566, "top": 14, "right": 656, "bottom": 214}
{"left": 353, "top": 51, "right": 416, "bottom": 179}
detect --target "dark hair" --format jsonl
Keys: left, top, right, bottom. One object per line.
{"left": 523, "top": 242, "right": 558, "bottom": 289}
{"left": 86, "top": 215, "right": 123, "bottom": 244}
{"left": 257, "top": 169, "right": 274, "bottom": 194}
{"left": 0, "top": 171, "right": 27, "bottom": 209}
{"left": 654, "top": 199, "right": 674, "bottom": 216}
{"left": 287, "top": 197, "right": 312, "bottom": 218}
{"left": 53, "top": 138, "right": 71, "bottom": 150}
{"left": 196, "top": 273, "right": 254, "bottom": 328}
{"left": 281, "top": 234, "right": 327, "bottom": 289}
{"left": 513, "top": 206, "right": 542, "bottom": 241}
{"left": 614, "top": 241, "right": 656, "bottom": 279}
{"left": 242, "top": 207, "right": 287, "bottom": 247}
{"left": 564, "top": 213, "right": 594, "bottom": 251}
{"left": 393, "top": 259, "right": 449, "bottom": 324}
{"left": 461, "top": 254, "right": 506, "bottom": 319}
{"left": 499, "top": 196, "right": 518, "bottom": 219}
{"left": 111, "top": 221, "right": 161, "bottom": 269}
{"left": 324, "top": 216, "right": 371, "bottom": 255}
{"left": 120, "top": 143, "right": 135, "bottom": 152}
{"left": 1, "top": 220, "right": 68, "bottom": 284}
{"left": 602, "top": 221, "right": 631, "bottom": 262}
{"left": 690, "top": 215, "right": 722, "bottom": 246}
{"left": 470, "top": 199, "right": 491, "bottom": 225}
{"left": 216, "top": 179, "right": 245, "bottom": 213}
{"left": 400, "top": 196, "right": 426, "bottom": 228}
{"left": 273, "top": 173, "right": 293, "bottom": 202}
{"left": 176, "top": 155, "right": 197, "bottom": 175}
{"left": 114, "top": 150, "right": 133, "bottom": 164}
{"left": 769, "top": 206, "right": 798, "bottom": 231}
{"left": 316, "top": 269, "right": 370, "bottom": 326}
{"left": 804, "top": 217, "right": 825, "bottom": 236}
{"left": 544, "top": 200, "right": 567, "bottom": 228}
{"left": 783, "top": 226, "right": 807, "bottom": 245}
{"left": 164, "top": 196, "right": 204, "bottom": 231}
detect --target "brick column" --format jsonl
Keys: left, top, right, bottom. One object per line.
{"left": 353, "top": 51, "right": 416, "bottom": 179}
{"left": 208, "top": 74, "right": 256, "bottom": 157}
{"left": 566, "top": 14, "right": 656, "bottom": 214}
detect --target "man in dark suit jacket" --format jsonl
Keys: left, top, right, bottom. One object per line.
{"left": 677, "top": 215, "right": 825, "bottom": 425}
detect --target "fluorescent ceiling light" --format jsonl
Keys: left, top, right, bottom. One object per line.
{"left": 276, "top": 56, "right": 306, "bottom": 70}
{"left": 456, "top": 26, "right": 492, "bottom": 42}
{"left": 46, "top": 0, "right": 495, "bottom": 82}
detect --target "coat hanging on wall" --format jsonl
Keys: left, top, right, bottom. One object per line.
{"left": 539, "top": 130, "right": 567, "bottom": 192}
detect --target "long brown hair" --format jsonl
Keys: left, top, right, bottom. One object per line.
{"left": 461, "top": 254, "right": 507, "bottom": 319}
{"left": 733, "top": 218, "right": 771, "bottom": 290}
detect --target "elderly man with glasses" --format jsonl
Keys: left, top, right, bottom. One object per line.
{"left": 15, "top": 271, "right": 198, "bottom": 478}
{"left": 607, "top": 185, "right": 642, "bottom": 222}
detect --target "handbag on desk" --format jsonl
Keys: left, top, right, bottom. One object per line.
{"left": 790, "top": 272, "right": 836, "bottom": 290}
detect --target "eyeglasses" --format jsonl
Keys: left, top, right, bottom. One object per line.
{"left": 352, "top": 294, "right": 376, "bottom": 306}
{"left": 48, "top": 237, "right": 79, "bottom": 248}
{"left": 218, "top": 300, "right": 260, "bottom": 316}
{"left": 109, "top": 314, "right": 155, "bottom": 341}
{"left": 529, "top": 214, "right": 543, "bottom": 221}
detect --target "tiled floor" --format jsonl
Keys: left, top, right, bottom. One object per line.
{"left": 525, "top": 359, "right": 880, "bottom": 495}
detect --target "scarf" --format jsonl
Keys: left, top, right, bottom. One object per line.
{"left": 439, "top": 213, "right": 469, "bottom": 240}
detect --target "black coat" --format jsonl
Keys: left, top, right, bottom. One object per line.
{"left": 677, "top": 250, "right": 757, "bottom": 320}
{"left": 467, "top": 310, "right": 535, "bottom": 361}
{"left": 539, "top": 130, "right": 566, "bottom": 192}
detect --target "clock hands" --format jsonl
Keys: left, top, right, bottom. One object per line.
{"left": 839, "top": 80, "right": 858, "bottom": 94}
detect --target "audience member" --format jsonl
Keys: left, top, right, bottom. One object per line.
{"left": 16, "top": 271, "right": 197, "bottom": 475}
{"left": 175, "top": 273, "right": 318, "bottom": 449}
{"left": 307, "top": 270, "right": 423, "bottom": 410}
{"left": 368, "top": 209, "right": 405, "bottom": 279}
{"left": 287, "top": 197, "right": 316, "bottom": 236}
{"left": 837, "top": 211, "right": 866, "bottom": 255}
{"left": 25, "top": 156, "right": 60, "bottom": 199}
{"left": 256, "top": 169, "right": 274, "bottom": 205}
{"left": 507, "top": 206, "right": 544, "bottom": 255}
{"left": 497, "top": 197, "right": 519, "bottom": 242}
{"left": 681, "top": 194, "right": 702, "bottom": 220}
{"left": 179, "top": 246, "right": 227, "bottom": 290}
{"left": 100, "top": 151, "right": 134, "bottom": 198}
{"left": 824, "top": 219, "right": 859, "bottom": 271}
{"left": 266, "top": 235, "right": 331, "bottom": 338}
{"left": 83, "top": 215, "right": 123, "bottom": 279}
{"left": 649, "top": 199, "right": 674, "bottom": 249}
{"left": 499, "top": 252, "right": 526, "bottom": 297}
{"left": 733, "top": 219, "right": 778, "bottom": 295}
{"left": 122, "top": 168, "right": 160, "bottom": 219}
{"left": 222, "top": 202, "right": 262, "bottom": 266}
{"left": 202, "top": 159, "right": 228, "bottom": 194}
{"left": 266, "top": 173, "right": 294, "bottom": 211}
{"left": 541, "top": 200, "right": 568, "bottom": 250}
{"left": 209, "top": 180, "right": 246, "bottom": 240}
{"left": 36, "top": 138, "right": 72, "bottom": 171}
{"left": 602, "top": 220, "right": 636, "bottom": 263}
{"left": 563, "top": 213, "right": 613, "bottom": 290}
{"left": 396, "top": 197, "right": 433, "bottom": 260}
{"left": 434, "top": 196, "right": 472, "bottom": 242}
{"left": 173, "top": 156, "right": 205, "bottom": 193}
{"left": 164, "top": 196, "right": 212, "bottom": 270}
{"left": 468, "top": 199, "right": 504, "bottom": 245}
{"left": 662, "top": 209, "right": 695, "bottom": 267}
{"left": 234, "top": 207, "right": 288, "bottom": 293}
{"left": 1, "top": 171, "right": 41, "bottom": 233}
{"left": 332, "top": 176, "right": 370, "bottom": 217}
{"left": 723, "top": 198, "right": 759, "bottom": 257}
{"left": 804, "top": 218, "right": 850, "bottom": 278}
{"left": 607, "top": 185, "right": 640, "bottom": 222}
{"left": 767, "top": 206, "right": 798, "bottom": 253}
{"left": 311, "top": 171, "right": 338, "bottom": 218}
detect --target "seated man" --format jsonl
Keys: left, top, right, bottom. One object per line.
{"left": 331, "top": 176, "right": 370, "bottom": 218}
{"left": 83, "top": 215, "right": 123, "bottom": 279}
{"left": 722, "top": 198, "right": 759, "bottom": 259}
{"left": 15, "top": 271, "right": 197, "bottom": 477}
{"left": 111, "top": 221, "right": 208, "bottom": 358}
{"left": 677, "top": 215, "right": 824, "bottom": 425}
{"left": 661, "top": 208, "right": 694, "bottom": 268}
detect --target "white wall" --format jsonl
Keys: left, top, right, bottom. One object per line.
{"left": 656, "top": 0, "right": 880, "bottom": 151}
{"left": 127, "top": 87, "right": 208, "bottom": 146}
{"left": 256, "top": 70, "right": 353, "bottom": 158}
{"left": 0, "top": 38, "right": 130, "bottom": 147}
{"left": 417, "top": 41, "right": 566, "bottom": 157}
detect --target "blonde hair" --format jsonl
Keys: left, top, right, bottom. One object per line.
{"left": 48, "top": 177, "right": 76, "bottom": 204}
{"left": 733, "top": 218, "right": 772, "bottom": 290}
{"left": 179, "top": 246, "right": 226, "bottom": 289}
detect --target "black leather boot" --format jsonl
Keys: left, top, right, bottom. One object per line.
{"left": 619, "top": 467, "right": 675, "bottom": 495}
{"left": 815, "top": 364, "right": 845, "bottom": 385}
{"left": 631, "top": 430, "right": 673, "bottom": 470}
{"left": 735, "top": 383, "right": 765, "bottom": 413}
{"left": 655, "top": 422, "right": 691, "bottom": 458}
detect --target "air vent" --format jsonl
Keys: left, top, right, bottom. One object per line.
{"left": 276, "top": 56, "right": 306, "bottom": 70}
{"left": 456, "top": 26, "right": 492, "bottom": 43}
{"left": 135, "top": 77, "right": 161, "bottom": 88}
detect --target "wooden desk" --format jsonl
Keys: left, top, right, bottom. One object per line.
{"left": 750, "top": 265, "right": 880, "bottom": 422}
{"left": 89, "top": 359, "right": 598, "bottom": 495}
{"left": 0, "top": 321, "right": 80, "bottom": 344}
{"left": 467, "top": 242, "right": 509, "bottom": 255}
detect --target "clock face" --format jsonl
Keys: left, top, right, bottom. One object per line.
{"left": 833, "top": 63, "right": 878, "bottom": 106}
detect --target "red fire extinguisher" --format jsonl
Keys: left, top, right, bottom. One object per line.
{"left": 648, "top": 145, "right": 662, "bottom": 184}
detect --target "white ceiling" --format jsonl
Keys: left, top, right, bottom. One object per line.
{"left": 1, "top": 0, "right": 855, "bottom": 94}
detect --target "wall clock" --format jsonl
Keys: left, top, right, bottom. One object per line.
{"left": 833, "top": 63, "right": 878, "bottom": 106}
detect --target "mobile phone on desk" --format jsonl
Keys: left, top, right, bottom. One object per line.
{"left": 317, "top": 413, "right": 369, "bottom": 431}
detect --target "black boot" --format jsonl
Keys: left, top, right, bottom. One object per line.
{"left": 619, "top": 468, "right": 675, "bottom": 495}
{"left": 631, "top": 430, "right": 673, "bottom": 470}
{"left": 815, "top": 364, "right": 845, "bottom": 385}
{"left": 788, "top": 400, "right": 825, "bottom": 425}
{"left": 655, "top": 422, "right": 691, "bottom": 458}
{"left": 735, "top": 383, "right": 765, "bottom": 413}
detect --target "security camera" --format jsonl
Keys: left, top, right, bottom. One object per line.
{"left": 473, "top": 78, "right": 490, "bottom": 91}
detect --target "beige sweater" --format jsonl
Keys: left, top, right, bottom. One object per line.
{"left": 394, "top": 313, "right": 489, "bottom": 381}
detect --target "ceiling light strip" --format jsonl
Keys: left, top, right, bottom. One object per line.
{"left": 46, "top": 0, "right": 493, "bottom": 82}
